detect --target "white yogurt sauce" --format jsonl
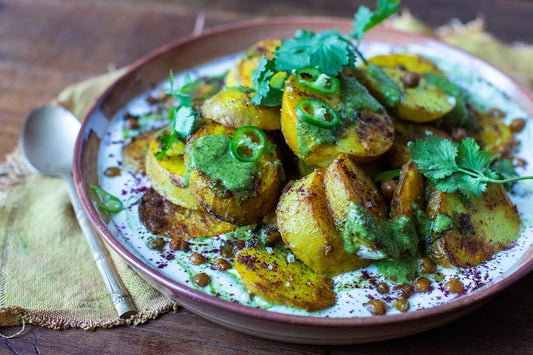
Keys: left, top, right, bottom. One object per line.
{"left": 97, "top": 46, "right": 533, "bottom": 317}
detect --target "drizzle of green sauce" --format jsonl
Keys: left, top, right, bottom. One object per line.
{"left": 423, "top": 72, "right": 472, "bottom": 128}
{"left": 295, "top": 74, "right": 384, "bottom": 157}
{"left": 187, "top": 134, "right": 258, "bottom": 194}
{"left": 375, "top": 257, "right": 419, "bottom": 284}
{"left": 341, "top": 204, "right": 419, "bottom": 260}
{"left": 365, "top": 64, "right": 402, "bottom": 108}
{"left": 341, "top": 204, "right": 453, "bottom": 262}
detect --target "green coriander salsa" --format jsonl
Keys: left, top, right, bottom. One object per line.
{"left": 186, "top": 134, "right": 258, "bottom": 193}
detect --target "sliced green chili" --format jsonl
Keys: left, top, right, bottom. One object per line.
{"left": 89, "top": 184, "right": 123, "bottom": 213}
{"left": 230, "top": 126, "right": 267, "bottom": 162}
{"left": 295, "top": 67, "right": 340, "bottom": 94}
{"left": 295, "top": 99, "right": 340, "bottom": 128}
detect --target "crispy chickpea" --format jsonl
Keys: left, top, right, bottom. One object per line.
{"left": 376, "top": 282, "right": 390, "bottom": 295}
{"left": 212, "top": 258, "right": 231, "bottom": 271}
{"left": 418, "top": 257, "right": 437, "bottom": 274}
{"left": 413, "top": 277, "right": 432, "bottom": 293}
{"left": 451, "top": 127, "right": 467, "bottom": 142}
{"left": 509, "top": 118, "right": 526, "bottom": 133}
{"left": 392, "top": 299, "right": 410, "bottom": 313}
{"left": 233, "top": 240, "right": 246, "bottom": 251}
{"left": 193, "top": 273, "right": 211, "bottom": 287}
{"left": 380, "top": 180, "right": 397, "bottom": 201}
{"left": 392, "top": 284, "right": 415, "bottom": 299}
{"left": 512, "top": 157, "right": 528, "bottom": 167}
{"left": 488, "top": 107, "right": 506, "bottom": 118}
{"left": 261, "top": 227, "right": 281, "bottom": 246}
{"left": 124, "top": 116, "right": 140, "bottom": 130}
{"left": 401, "top": 71, "right": 420, "bottom": 88}
{"left": 220, "top": 247, "right": 234, "bottom": 259}
{"left": 170, "top": 238, "right": 189, "bottom": 252}
{"left": 365, "top": 299, "right": 388, "bottom": 316}
{"left": 147, "top": 237, "right": 166, "bottom": 251}
{"left": 104, "top": 166, "right": 122, "bottom": 177}
{"left": 444, "top": 278, "right": 465, "bottom": 294}
{"left": 189, "top": 252, "right": 207, "bottom": 265}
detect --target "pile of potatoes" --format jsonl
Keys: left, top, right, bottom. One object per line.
{"left": 122, "top": 39, "right": 523, "bottom": 311}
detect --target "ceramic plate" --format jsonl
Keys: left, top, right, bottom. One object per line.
{"left": 73, "top": 17, "right": 533, "bottom": 344}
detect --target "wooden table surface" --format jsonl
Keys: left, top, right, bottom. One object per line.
{"left": 1, "top": 0, "right": 532, "bottom": 353}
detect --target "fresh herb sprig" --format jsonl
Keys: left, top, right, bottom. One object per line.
{"left": 410, "top": 135, "right": 533, "bottom": 198}
{"left": 155, "top": 70, "right": 198, "bottom": 159}
{"left": 251, "top": 0, "right": 400, "bottom": 105}
{"left": 351, "top": 0, "right": 400, "bottom": 63}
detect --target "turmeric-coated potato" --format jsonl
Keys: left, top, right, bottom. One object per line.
{"left": 324, "top": 154, "right": 387, "bottom": 223}
{"left": 472, "top": 109, "right": 516, "bottom": 157}
{"left": 225, "top": 39, "right": 281, "bottom": 88}
{"left": 360, "top": 54, "right": 455, "bottom": 123}
{"left": 201, "top": 87, "right": 281, "bottom": 130}
{"left": 235, "top": 247, "right": 336, "bottom": 312}
{"left": 185, "top": 122, "right": 283, "bottom": 225}
{"left": 122, "top": 129, "right": 158, "bottom": 174}
{"left": 280, "top": 73, "right": 394, "bottom": 167}
{"left": 139, "top": 188, "right": 236, "bottom": 244}
{"left": 390, "top": 160, "right": 425, "bottom": 218}
{"left": 276, "top": 168, "right": 370, "bottom": 277}
{"left": 426, "top": 183, "right": 521, "bottom": 268}
{"left": 145, "top": 133, "right": 202, "bottom": 210}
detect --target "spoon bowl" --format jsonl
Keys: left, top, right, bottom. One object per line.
{"left": 22, "top": 105, "right": 81, "bottom": 177}
{"left": 21, "top": 104, "right": 136, "bottom": 319}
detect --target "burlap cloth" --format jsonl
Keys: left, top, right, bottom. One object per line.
{"left": 1, "top": 13, "right": 532, "bottom": 333}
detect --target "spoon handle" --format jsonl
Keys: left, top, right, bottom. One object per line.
{"left": 64, "top": 174, "right": 137, "bottom": 319}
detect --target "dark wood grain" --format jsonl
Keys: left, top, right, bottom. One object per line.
{"left": 1, "top": 0, "right": 533, "bottom": 353}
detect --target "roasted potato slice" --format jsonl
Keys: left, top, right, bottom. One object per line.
{"left": 426, "top": 183, "right": 521, "bottom": 268}
{"left": 185, "top": 122, "right": 283, "bottom": 225}
{"left": 360, "top": 54, "right": 455, "bottom": 123}
{"left": 276, "top": 168, "right": 370, "bottom": 276}
{"left": 225, "top": 39, "right": 281, "bottom": 88}
{"left": 234, "top": 247, "right": 336, "bottom": 312}
{"left": 472, "top": 109, "right": 516, "bottom": 157}
{"left": 323, "top": 154, "right": 418, "bottom": 260}
{"left": 139, "top": 188, "right": 236, "bottom": 244}
{"left": 201, "top": 87, "right": 281, "bottom": 130}
{"left": 324, "top": 154, "right": 387, "bottom": 223}
{"left": 145, "top": 133, "right": 202, "bottom": 210}
{"left": 390, "top": 160, "right": 425, "bottom": 218}
{"left": 122, "top": 129, "right": 158, "bottom": 174}
{"left": 280, "top": 73, "right": 394, "bottom": 167}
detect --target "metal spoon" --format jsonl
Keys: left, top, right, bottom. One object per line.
{"left": 21, "top": 105, "right": 136, "bottom": 319}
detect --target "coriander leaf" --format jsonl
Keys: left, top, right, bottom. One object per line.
{"left": 155, "top": 130, "right": 177, "bottom": 160}
{"left": 274, "top": 30, "right": 356, "bottom": 75}
{"left": 166, "top": 69, "right": 194, "bottom": 107}
{"left": 435, "top": 173, "right": 486, "bottom": 198}
{"left": 352, "top": 6, "right": 373, "bottom": 42}
{"left": 410, "top": 135, "right": 533, "bottom": 197}
{"left": 410, "top": 135, "right": 458, "bottom": 180}
{"left": 251, "top": 55, "right": 283, "bottom": 106}
{"left": 352, "top": 0, "right": 400, "bottom": 42}
{"left": 491, "top": 157, "right": 517, "bottom": 190}
{"left": 456, "top": 137, "right": 493, "bottom": 173}
{"left": 174, "top": 106, "right": 197, "bottom": 139}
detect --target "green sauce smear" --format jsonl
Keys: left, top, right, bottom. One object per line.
{"left": 187, "top": 134, "right": 258, "bottom": 194}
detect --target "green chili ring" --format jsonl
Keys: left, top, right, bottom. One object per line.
{"left": 295, "top": 99, "right": 340, "bottom": 129}
{"left": 89, "top": 184, "right": 123, "bottom": 213}
{"left": 295, "top": 67, "right": 340, "bottom": 94}
{"left": 230, "top": 126, "right": 267, "bottom": 162}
